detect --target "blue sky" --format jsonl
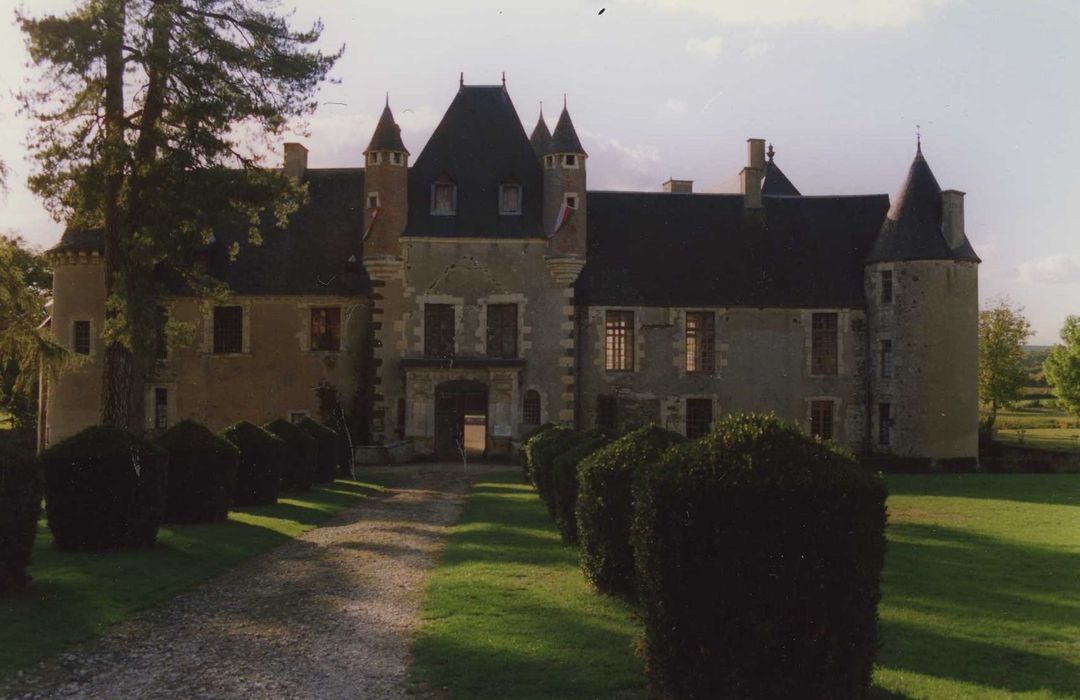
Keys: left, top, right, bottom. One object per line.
{"left": 2, "top": 0, "right": 1077, "bottom": 342}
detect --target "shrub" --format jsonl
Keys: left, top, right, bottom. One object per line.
{"left": 297, "top": 417, "right": 339, "bottom": 483}
{"left": 42, "top": 426, "right": 169, "bottom": 551}
{"left": 263, "top": 419, "right": 315, "bottom": 491}
{"left": 576, "top": 425, "right": 685, "bottom": 596}
{"left": 551, "top": 435, "right": 609, "bottom": 544}
{"left": 632, "top": 413, "right": 887, "bottom": 700}
{"left": 520, "top": 422, "right": 555, "bottom": 482}
{"left": 157, "top": 420, "right": 239, "bottom": 523}
{"left": 222, "top": 421, "right": 284, "bottom": 506}
{"left": 0, "top": 443, "right": 42, "bottom": 591}
{"left": 525, "top": 426, "right": 584, "bottom": 515}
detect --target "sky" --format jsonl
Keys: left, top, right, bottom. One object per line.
{"left": 1, "top": 0, "right": 1078, "bottom": 343}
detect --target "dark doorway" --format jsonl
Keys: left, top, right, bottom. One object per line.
{"left": 434, "top": 380, "right": 488, "bottom": 460}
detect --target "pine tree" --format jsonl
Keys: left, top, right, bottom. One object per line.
{"left": 18, "top": 0, "right": 341, "bottom": 428}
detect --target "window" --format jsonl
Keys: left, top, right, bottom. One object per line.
{"left": 367, "top": 193, "right": 379, "bottom": 209}
{"left": 72, "top": 320, "right": 91, "bottom": 356}
{"left": 289, "top": 411, "right": 309, "bottom": 424}
{"left": 685, "top": 398, "right": 714, "bottom": 439}
{"left": 499, "top": 184, "right": 522, "bottom": 215}
{"left": 810, "top": 400, "right": 834, "bottom": 441}
{"left": 686, "top": 312, "right": 716, "bottom": 374}
{"left": 545, "top": 155, "right": 554, "bottom": 168}
{"left": 212, "top": 305, "right": 243, "bottom": 354}
{"left": 879, "top": 403, "right": 892, "bottom": 446}
{"left": 605, "top": 310, "right": 634, "bottom": 371}
{"left": 431, "top": 177, "right": 456, "bottom": 215}
{"left": 564, "top": 154, "right": 577, "bottom": 167}
{"left": 881, "top": 270, "right": 893, "bottom": 304}
{"left": 367, "top": 152, "right": 380, "bottom": 166}
{"left": 523, "top": 390, "right": 541, "bottom": 425}
{"left": 597, "top": 395, "right": 617, "bottom": 433}
{"left": 424, "top": 304, "right": 455, "bottom": 358}
{"left": 486, "top": 304, "right": 518, "bottom": 358}
{"left": 392, "top": 152, "right": 402, "bottom": 165}
{"left": 810, "top": 312, "right": 838, "bottom": 376}
{"left": 880, "top": 339, "right": 894, "bottom": 379}
{"left": 310, "top": 307, "right": 341, "bottom": 351}
{"left": 154, "top": 387, "right": 169, "bottom": 430}
{"left": 565, "top": 193, "right": 578, "bottom": 210}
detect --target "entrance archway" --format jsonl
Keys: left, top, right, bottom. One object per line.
{"left": 434, "top": 380, "right": 488, "bottom": 460}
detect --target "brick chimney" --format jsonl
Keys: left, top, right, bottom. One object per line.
{"left": 941, "top": 189, "right": 966, "bottom": 250}
{"left": 740, "top": 138, "right": 765, "bottom": 209}
{"left": 283, "top": 142, "right": 308, "bottom": 180}
{"left": 662, "top": 179, "right": 693, "bottom": 193}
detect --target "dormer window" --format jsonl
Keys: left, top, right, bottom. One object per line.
{"left": 564, "top": 154, "right": 577, "bottom": 167}
{"left": 499, "top": 183, "right": 522, "bottom": 215}
{"left": 431, "top": 175, "right": 456, "bottom": 215}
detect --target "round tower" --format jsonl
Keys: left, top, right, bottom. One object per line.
{"left": 362, "top": 99, "right": 409, "bottom": 261}
{"left": 543, "top": 102, "right": 587, "bottom": 260}
{"left": 865, "top": 142, "right": 980, "bottom": 468}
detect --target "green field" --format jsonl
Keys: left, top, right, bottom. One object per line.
{"left": 414, "top": 472, "right": 1080, "bottom": 699}
{"left": 991, "top": 404, "right": 1080, "bottom": 453}
{"left": 0, "top": 478, "right": 385, "bottom": 677}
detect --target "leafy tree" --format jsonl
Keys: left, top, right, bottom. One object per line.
{"left": 0, "top": 236, "right": 66, "bottom": 431}
{"left": 1044, "top": 316, "right": 1080, "bottom": 420}
{"left": 978, "top": 299, "right": 1032, "bottom": 430}
{"left": 18, "top": 0, "right": 341, "bottom": 429}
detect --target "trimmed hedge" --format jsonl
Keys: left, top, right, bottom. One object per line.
{"left": 42, "top": 426, "right": 169, "bottom": 551}
{"left": 632, "top": 413, "right": 887, "bottom": 699}
{"left": 576, "top": 425, "right": 685, "bottom": 596}
{"left": 520, "top": 422, "right": 555, "bottom": 482}
{"left": 157, "top": 420, "right": 239, "bottom": 523}
{"left": 263, "top": 419, "right": 315, "bottom": 491}
{"left": 551, "top": 435, "right": 609, "bottom": 544}
{"left": 297, "top": 417, "right": 339, "bottom": 483}
{"left": 525, "top": 426, "right": 585, "bottom": 516}
{"left": 222, "top": 421, "right": 284, "bottom": 506}
{"left": 0, "top": 444, "right": 42, "bottom": 591}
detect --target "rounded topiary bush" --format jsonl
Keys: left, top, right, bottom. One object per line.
{"left": 632, "top": 413, "right": 887, "bottom": 700}
{"left": 576, "top": 424, "right": 685, "bottom": 596}
{"left": 0, "top": 444, "right": 43, "bottom": 591}
{"left": 157, "top": 420, "right": 239, "bottom": 523}
{"left": 525, "top": 426, "right": 584, "bottom": 516}
{"left": 297, "top": 417, "right": 339, "bottom": 484}
{"left": 42, "top": 426, "right": 169, "bottom": 551}
{"left": 551, "top": 435, "right": 609, "bottom": 544}
{"left": 520, "top": 422, "right": 554, "bottom": 482}
{"left": 263, "top": 419, "right": 315, "bottom": 491}
{"left": 222, "top": 421, "right": 284, "bottom": 506}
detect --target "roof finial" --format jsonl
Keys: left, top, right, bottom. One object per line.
{"left": 563, "top": 93, "right": 567, "bottom": 109}
{"left": 385, "top": 92, "right": 389, "bottom": 107}
{"left": 459, "top": 71, "right": 464, "bottom": 88}
{"left": 502, "top": 71, "right": 506, "bottom": 87}
{"left": 539, "top": 100, "right": 543, "bottom": 119}
{"left": 767, "top": 143, "right": 775, "bottom": 161}
{"left": 916, "top": 124, "right": 922, "bottom": 154}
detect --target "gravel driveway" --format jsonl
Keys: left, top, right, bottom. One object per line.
{"left": 2, "top": 463, "right": 502, "bottom": 700}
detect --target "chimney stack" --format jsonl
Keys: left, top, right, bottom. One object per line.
{"left": 741, "top": 138, "right": 765, "bottom": 209}
{"left": 283, "top": 142, "right": 308, "bottom": 180}
{"left": 662, "top": 179, "right": 693, "bottom": 193}
{"left": 941, "top": 189, "right": 966, "bottom": 250}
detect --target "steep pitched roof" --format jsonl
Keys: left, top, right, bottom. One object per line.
{"left": 577, "top": 192, "right": 890, "bottom": 308}
{"left": 404, "top": 85, "right": 544, "bottom": 238}
{"left": 366, "top": 103, "right": 408, "bottom": 154}
{"left": 52, "top": 227, "right": 105, "bottom": 255}
{"left": 866, "top": 146, "right": 980, "bottom": 263}
{"left": 761, "top": 156, "right": 800, "bottom": 196}
{"left": 529, "top": 110, "right": 551, "bottom": 157}
{"left": 546, "top": 106, "right": 586, "bottom": 155}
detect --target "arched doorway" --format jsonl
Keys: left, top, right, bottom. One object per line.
{"left": 434, "top": 380, "right": 488, "bottom": 460}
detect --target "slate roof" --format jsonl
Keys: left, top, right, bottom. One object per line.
{"left": 366, "top": 104, "right": 408, "bottom": 154}
{"left": 52, "top": 227, "right": 105, "bottom": 255}
{"left": 761, "top": 158, "right": 800, "bottom": 196}
{"left": 576, "top": 191, "right": 891, "bottom": 308}
{"left": 529, "top": 111, "right": 551, "bottom": 157}
{"left": 52, "top": 168, "right": 371, "bottom": 297}
{"left": 546, "top": 106, "right": 586, "bottom": 155}
{"left": 403, "top": 85, "right": 544, "bottom": 238}
{"left": 867, "top": 146, "right": 980, "bottom": 263}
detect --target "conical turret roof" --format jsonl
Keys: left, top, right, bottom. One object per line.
{"left": 366, "top": 103, "right": 409, "bottom": 154}
{"left": 761, "top": 146, "right": 800, "bottom": 196}
{"left": 529, "top": 109, "right": 551, "bottom": 156}
{"left": 546, "top": 106, "right": 586, "bottom": 155}
{"left": 866, "top": 145, "right": 979, "bottom": 263}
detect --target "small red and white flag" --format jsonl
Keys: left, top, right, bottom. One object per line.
{"left": 362, "top": 206, "right": 380, "bottom": 242}
{"left": 549, "top": 202, "right": 573, "bottom": 238}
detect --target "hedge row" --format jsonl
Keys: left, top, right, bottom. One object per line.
{"left": 522, "top": 414, "right": 888, "bottom": 699}
{"left": 0, "top": 443, "right": 43, "bottom": 591}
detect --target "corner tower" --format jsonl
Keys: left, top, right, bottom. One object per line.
{"left": 865, "top": 142, "right": 980, "bottom": 468}
{"left": 543, "top": 103, "right": 587, "bottom": 261}
{"left": 362, "top": 100, "right": 409, "bottom": 261}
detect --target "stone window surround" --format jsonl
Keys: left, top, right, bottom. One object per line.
{"left": 499, "top": 183, "right": 522, "bottom": 216}
{"left": 68, "top": 318, "right": 96, "bottom": 370}
{"left": 805, "top": 395, "right": 842, "bottom": 441}
{"left": 802, "top": 308, "right": 848, "bottom": 378}
{"left": 144, "top": 382, "right": 177, "bottom": 431}
{"left": 430, "top": 177, "right": 457, "bottom": 216}
{"left": 592, "top": 306, "right": 645, "bottom": 376}
{"left": 367, "top": 191, "right": 379, "bottom": 210}
{"left": 297, "top": 302, "right": 352, "bottom": 354}
{"left": 475, "top": 293, "right": 528, "bottom": 358}
{"left": 201, "top": 300, "right": 252, "bottom": 356}
{"left": 564, "top": 192, "right": 579, "bottom": 210}
{"left": 520, "top": 384, "right": 548, "bottom": 426}
{"left": 681, "top": 394, "right": 720, "bottom": 438}
{"left": 413, "top": 294, "right": 465, "bottom": 356}
{"left": 288, "top": 410, "right": 311, "bottom": 424}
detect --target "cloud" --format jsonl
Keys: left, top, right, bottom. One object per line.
{"left": 743, "top": 39, "right": 775, "bottom": 59}
{"left": 1017, "top": 254, "right": 1080, "bottom": 285}
{"left": 686, "top": 35, "right": 724, "bottom": 59}
{"left": 663, "top": 98, "right": 688, "bottom": 114}
{"left": 635, "top": 0, "right": 955, "bottom": 30}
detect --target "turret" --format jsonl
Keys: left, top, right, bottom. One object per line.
{"left": 362, "top": 100, "right": 409, "bottom": 261}
{"left": 865, "top": 141, "right": 980, "bottom": 468}
{"left": 543, "top": 102, "right": 587, "bottom": 260}
{"left": 529, "top": 106, "right": 551, "bottom": 158}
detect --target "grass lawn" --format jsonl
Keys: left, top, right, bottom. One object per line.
{"left": 0, "top": 478, "right": 386, "bottom": 678}
{"left": 414, "top": 471, "right": 1080, "bottom": 700}
{"left": 990, "top": 405, "right": 1080, "bottom": 453}
{"left": 410, "top": 471, "right": 647, "bottom": 699}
